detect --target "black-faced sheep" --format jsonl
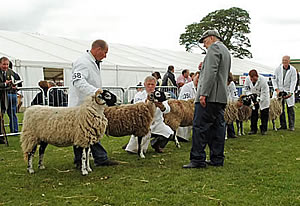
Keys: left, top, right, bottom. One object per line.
{"left": 163, "top": 98, "right": 194, "bottom": 148}
{"left": 268, "top": 91, "right": 286, "bottom": 130}
{"left": 104, "top": 90, "right": 167, "bottom": 158}
{"left": 20, "top": 89, "right": 117, "bottom": 176}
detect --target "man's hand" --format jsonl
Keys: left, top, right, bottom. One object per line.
{"left": 284, "top": 93, "right": 292, "bottom": 99}
{"left": 5, "top": 80, "right": 12, "bottom": 86}
{"left": 200, "top": 96, "right": 206, "bottom": 107}
{"left": 154, "top": 102, "right": 166, "bottom": 112}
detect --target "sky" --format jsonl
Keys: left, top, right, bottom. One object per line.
{"left": 1, "top": 0, "right": 300, "bottom": 68}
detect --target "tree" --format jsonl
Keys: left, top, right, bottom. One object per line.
{"left": 179, "top": 7, "right": 252, "bottom": 59}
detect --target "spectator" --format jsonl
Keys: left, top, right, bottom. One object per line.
{"left": 130, "top": 82, "right": 143, "bottom": 104}
{"left": 125, "top": 76, "right": 173, "bottom": 153}
{"left": 152, "top": 72, "right": 162, "bottom": 86}
{"left": 267, "top": 77, "right": 274, "bottom": 98}
{"left": 69, "top": 39, "right": 119, "bottom": 168}
{"left": 0, "top": 57, "right": 22, "bottom": 133}
{"left": 183, "top": 30, "right": 231, "bottom": 168}
{"left": 31, "top": 81, "right": 49, "bottom": 106}
{"left": 177, "top": 71, "right": 200, "bottom": 141}
{"left": 189, "top": 72, "right": 195, "bottom": 81}
{"left": 226, "top": 72, "right": 238, "bottom": 139}
{"left": 272, "top": 55, "right": 297, "bottom": 131}
{"left": 162, "top": 65, "right": 176, "bottom": 87}
{"left": 48, "top": 81, "right": 68, "bottom": 107}
{"left": 176, "top": 69, "right": 192, "bottom": 88}
{"left": 245, "top": 69, "right": 270, "bottom": 135}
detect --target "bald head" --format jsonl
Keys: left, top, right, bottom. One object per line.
{"left": 90, "top": 39, "right": 109, "bottom": 61}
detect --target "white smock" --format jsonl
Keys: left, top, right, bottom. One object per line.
{"left": 125, "top": 90, "right": 173, "bottom": 153}
{"left": 176, "top": 81, "right": 196, "bottom": 141}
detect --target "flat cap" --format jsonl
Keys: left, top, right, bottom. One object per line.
{"left": 199, "top": 30, "right": 223, "bottom": 43}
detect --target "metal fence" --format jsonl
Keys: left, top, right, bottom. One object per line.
{"left": 1, "top": 85, "right": 178, "bottom": 139}
{"left": 126, "top": 86, "right": 178, "bottom": 104}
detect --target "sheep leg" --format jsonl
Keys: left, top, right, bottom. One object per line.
{"left": 137, "top": 136, "right": 145, "bottom": 159}
{"left": 173, "top": 132, "right": 181, "bottom": 148}
{"left": 38, "top": 141, "right": 48, "bottom": 170}
{"left": 236, "top": 120, "right": 240, "bottom": 136}
{"left": 86, "top": 147, "right": 92, "bottom": 172}
{"left": 81, "top": 147, "right": 89, "bottom": 176}
{"left": 272, "top": 120, "right": 277, "bottom": 131}
{"left": 27, "top": 145, "right": 38, "bottom": 174}
{"left": 240, "top": 121, "right": 245, "bottom": 135}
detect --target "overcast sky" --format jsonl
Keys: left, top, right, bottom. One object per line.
{"left": 1, "top": 0, "right": 299, "bottom": 68}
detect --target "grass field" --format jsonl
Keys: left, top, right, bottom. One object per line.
{"left": 0, "top": 104, "right": 300, "bottom": 206}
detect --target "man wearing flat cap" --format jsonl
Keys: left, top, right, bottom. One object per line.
{"left": 183, "top": 29, "right": 231, "bottom": 168}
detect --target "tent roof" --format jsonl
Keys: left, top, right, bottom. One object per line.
{"left": 0, "top": 30, "right": 273, "bottom": 75}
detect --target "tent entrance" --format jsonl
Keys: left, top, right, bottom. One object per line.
{"left": 43, "top": 68, "right": 64, "bottom": 85}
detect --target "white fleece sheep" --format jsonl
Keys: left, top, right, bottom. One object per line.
{"left": 20, "top": 89, "right": 112, "bottom": 176}
{"left": 268, "top": 97, "right": 283, "bottom": 131}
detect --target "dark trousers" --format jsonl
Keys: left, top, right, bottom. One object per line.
{"left": 226, "top": 123, "right": 235, "bottom": 137}
{"left": 280, "top": 99, "right": 295, "bottom": 129}
{"left": 250, "top": 104, "right": 269, "bottom": 132}
{"left": 151, "top": 133, "right": 170, "bottom": 148}
{"left": 73, "top": 141, "right": 108, "bottom": 166}
{"left": 190, "top": 102, "right": 226, "bottom": 166}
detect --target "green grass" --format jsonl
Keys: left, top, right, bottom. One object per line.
{"left": 1, "top": 105, "right": 300, "bottom": 205}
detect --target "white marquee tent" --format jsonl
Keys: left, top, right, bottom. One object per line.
{"left": 0, "top": 30, "right": 274, "bottom": 88}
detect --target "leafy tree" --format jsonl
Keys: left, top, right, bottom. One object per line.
{"left": 179, "top": 7, "right": 252, "bottom": 59}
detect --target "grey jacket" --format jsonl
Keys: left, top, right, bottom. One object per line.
{"left": 195, "top": 41, "right": 231, "bottom": 104}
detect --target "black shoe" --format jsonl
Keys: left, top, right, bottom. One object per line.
{"left": 122, "top": 144, "right": 128, "bottom": 150}
{"left": 278, "top": 127, "right": 287, "bottom": 130}
{"left": 248, "top": 131, "right": 257, "bottom": 135}
{"left": 261, "top": 130, "right": 267, "bottom": 135}
{"left": 151, "top": 143, "right": 164, "bottom": 153}
{"left": 95, "top": 159, "right": 119, "bottom": 167}
{"left": 0, "top": 138, "right": 5, "bottom": 144}
{"left": 205, "top": 161, "right": 223, "bottom": 167}
{"left": 228, "top": 135, "right": 238, "bottom": 139}
{"left": 289, "top": 127, "right": 295, "bottom": 131}
{"left": 182, "top": 162, "right": 206, "bottom": 169}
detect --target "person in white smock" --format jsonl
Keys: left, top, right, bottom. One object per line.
{"left": 244, "top": 69, "right": 270, "bottom": 135}
{"left": 69, "top": 40, "right": 119, "bottom": 167}
{"left": 226, "top": 72, "right": 239, "bottom": 138}
{"left": 176, "top": 71, "right": 200, "bottom": 141}
{"left": 125, "top": 76, "right": 174, "bottom": 153}
{"left": 272, "top": 55, "right": 297, "bottom": 131}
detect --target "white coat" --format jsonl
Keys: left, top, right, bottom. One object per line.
{"left": 176, "top": 81, "right": 196, "bottom": 141}
{"left": 244, "top": 75, "right": 270, "bottom": 110}
{"left": 69, "top": 51, "right": 102, "bottom": 107}
{"left": 272, "top": 64, "right": 297, "bottom": 107}
{"left": 125, "top": 90, "right": 173, "bottom": 153}
{"left": 227, "top": 81, "right": 238, "bottom": 102}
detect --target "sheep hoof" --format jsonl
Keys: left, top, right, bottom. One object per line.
{"left": 81, "top": 169, "right": 89, "bottom": 176}
{"left": 176, "top": 143, "right": 181, "bottom": 148}
{"left": 87, "top": 167, "right": 93, "bottom": 172}
{"left": 27, "top": 168, "right": 35, "bottom": 174}
{"left": 38, "top": 165, "right": 45, "bottom": 170}
{"left": 139, "top": 152, "right": 145, "bottom": 159}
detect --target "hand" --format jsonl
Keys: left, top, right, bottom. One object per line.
{"left": 284, "top": 93, "right": 292, "bottom": 99}
{"left": 200, "top": 96, "right": 206, "bottom": 107}
{"left": 154, "top": 102, "right": 166, "bottom": 112}
{"left": 5, "top": 80, "right": 12, "bottom": 85}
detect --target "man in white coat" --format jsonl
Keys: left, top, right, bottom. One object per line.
{"left": 272, "top": 55, "right": 297, "bottom": 131}
{"left": 69, "top": 39, "right": 119, "bottom": 168}
{"left": 125, "top": 76, "right": 174, "bottom": 153}
{"left": 244, "top": 70, "right": 270, "bottom": 135}
{"left": 176, "top": 71, "right": 200, "bottom": 141}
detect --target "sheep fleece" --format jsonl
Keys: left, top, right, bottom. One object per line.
{"left": 164, "top": 99, "right": 194, "bottom": 130}
{"left": 104, "top": 102, "right": 155, "bottom": 137}
{"left": 21, "top": 96, "right": 108, "bottom": 155}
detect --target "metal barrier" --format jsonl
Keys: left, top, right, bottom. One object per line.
{"left": 126, "top": 86, "right": 178, "bottom": 103}
{"left": 47, "top": 86, "right": 69, "bottom": 107}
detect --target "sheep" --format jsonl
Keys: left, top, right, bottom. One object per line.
{"left": 268, "top": 91, "right": 286, "bottom": 131}
{"left": 20, "top": 89, "right": 117, "bottom": 176}
{"left": 104, "top": 90, "right": 167, "bottom": 158}
{"left": 224, "top": 95, "right": 253, "bottom": 136}
{"left": 163, "top": 98, "right": 195, "bottom": 148}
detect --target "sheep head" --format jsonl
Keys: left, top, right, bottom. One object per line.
{"left": 94, "top": 89, "right": 117, "bottom": 106}
{"left": 148, "top": 90, "right": 167, "bottom": 102}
